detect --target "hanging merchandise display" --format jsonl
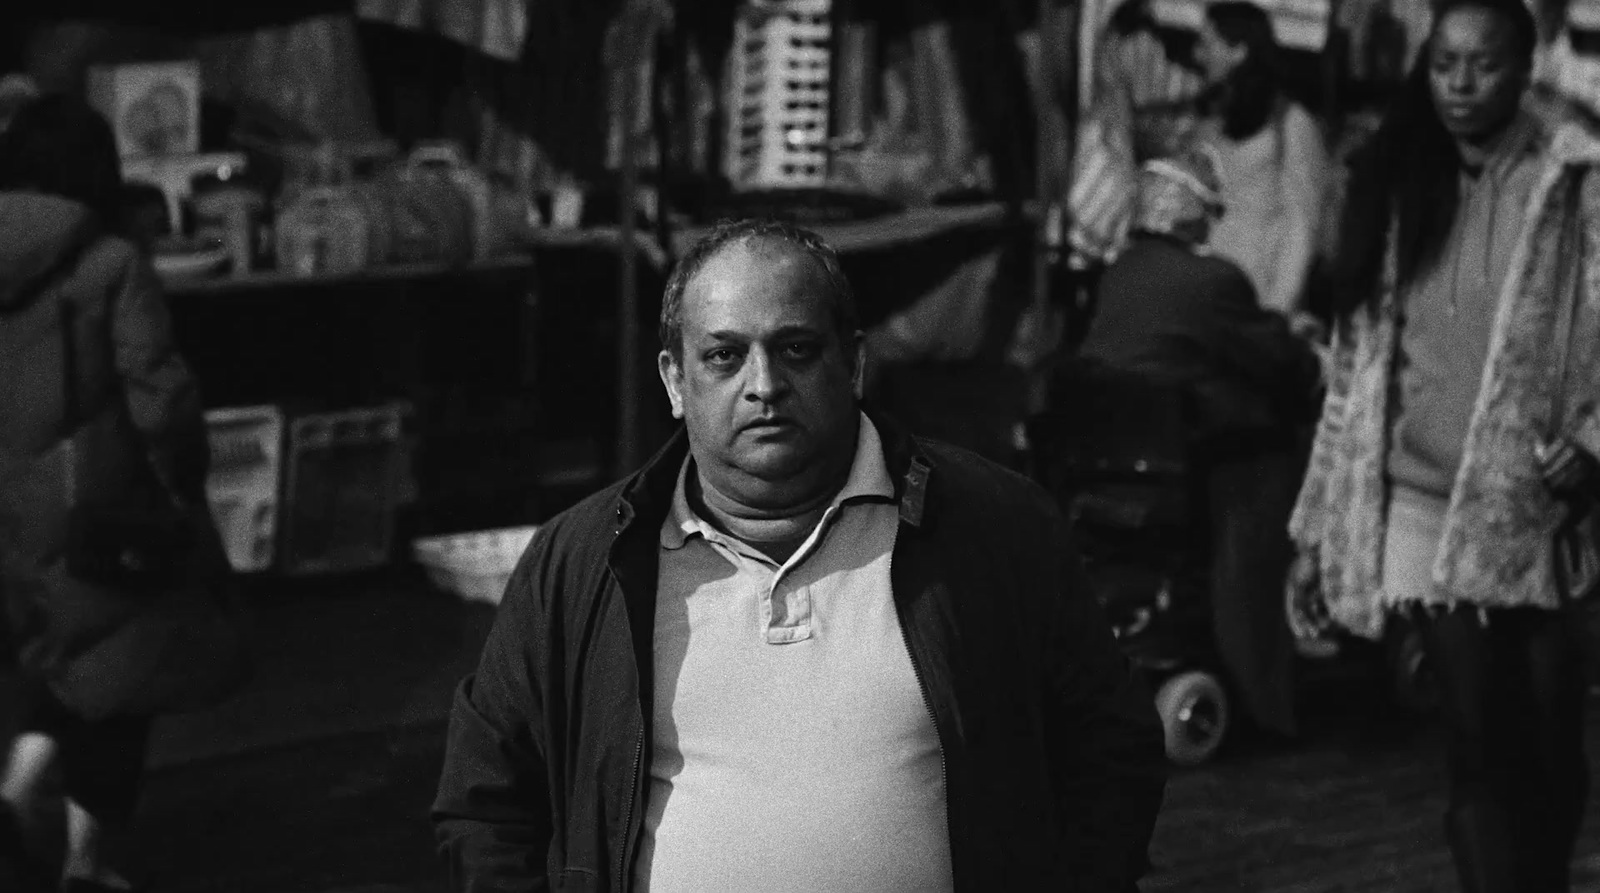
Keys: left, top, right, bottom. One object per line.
{"left": 724, "top": 0, "right": 834, "bottom": 189}
{"left": 356, "top": 0, "right": 529, "bottom": 62}
{"left": 1149, "top": 0, "right": 1331, "bottom": 50}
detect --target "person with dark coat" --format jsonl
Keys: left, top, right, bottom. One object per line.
{"left": 1077, "top": 150, "right": 1322, "bottom": 738}
{"left": 0, "top": 95, "right": 216, "bottom": 892}
{"left": 432, "top": 219, "right": 1168, "bottom": 892}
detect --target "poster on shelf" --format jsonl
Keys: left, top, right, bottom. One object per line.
{"left": 87, "top": 61, "right": 202, "bottom": 159}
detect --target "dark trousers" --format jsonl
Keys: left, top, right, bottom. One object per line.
{"left": 1207, "top": 444, "right": 1303, "bottom": 736}
{"left": 1417, "top": 605, "right": 1590, "bottom": 893}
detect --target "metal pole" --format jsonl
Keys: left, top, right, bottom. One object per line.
{"left": 1028, "top": 0, "right": 1080, "bottom": 416}
{"left": 616, "top": 7, "right": 646, "bottom": 477}
{"left": 1032, "top": 0, "right": 1056, "bottom": 326}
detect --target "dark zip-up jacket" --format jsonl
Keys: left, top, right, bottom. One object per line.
{"left": 432, "top": 412, "right": 1167, "bottom": 892}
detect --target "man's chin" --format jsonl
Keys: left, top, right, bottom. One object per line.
{"left": 730, "top": 444, "right": 811, "bottom": 482}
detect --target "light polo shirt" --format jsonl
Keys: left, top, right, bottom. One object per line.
{"left": 633, "top": 415, "right": 953, "bottom": 893}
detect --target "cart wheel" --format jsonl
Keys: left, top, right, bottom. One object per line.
{"left": 1155, "top": 670, "right": 1230, "bottom": 766}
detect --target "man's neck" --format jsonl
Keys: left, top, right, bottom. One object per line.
{"left": 688, "top": 464, "right": 843, "bottom": 564}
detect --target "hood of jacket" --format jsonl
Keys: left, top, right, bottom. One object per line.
{"left": 0, "top": 192, "right": 100, "bottom": 310}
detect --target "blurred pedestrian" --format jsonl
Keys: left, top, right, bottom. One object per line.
{"left": 433, "top": 218, "right": 1168, "bottom": 892}
{"left": 1068, "top": 0, "right": 1208, "bottom": 265}
{"left": 1078, "top": 149, "right": 1321, "bottom": 738}
{"left": 1290, "top": 0, "right": 1596, "bottom": 888}
{"left": 0, "top": 94, "right": 244, "bottom": 892}
{"left": 1194, "top": 0, "right": 1329, "bottom": 328}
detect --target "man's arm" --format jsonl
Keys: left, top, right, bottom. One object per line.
{"left": 1044, "top": 516, "right": 1168, "bottom": 892}
{"left": 432, "top": 543, "right": 556, "bottom": 893}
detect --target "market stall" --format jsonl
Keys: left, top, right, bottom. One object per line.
{"left": 0, "top": 0, "right": 1122, "bottom": 576}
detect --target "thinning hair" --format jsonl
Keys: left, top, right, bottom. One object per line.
{"left": 659, "top": 218, "right": 858, "bottom": 362}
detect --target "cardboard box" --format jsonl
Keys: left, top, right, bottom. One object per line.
{"left": 87, "top": 60, "right": 201, "bottom": 159}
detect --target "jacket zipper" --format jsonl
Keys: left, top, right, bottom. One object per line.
{"left": 894, "top": 556, "right": 953, "bottom": 876}
{"left": 617, "top": 727, "right": 643, "bottom": 891}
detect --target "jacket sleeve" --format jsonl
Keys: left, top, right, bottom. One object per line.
{"left": 109, "top": 252, "right": 209, "bottom": 501}
{"left": 432, "top": 542, "right": 555, "bottom": 893}
{"left": 1194, "top": 266, "right": 1322, "bottom": 423}
{"left": 1560, "top": 169, "right": 1600, "bottom": 464}
{"left": 1044, "top": 514, "right": 1168, "bottom": 892}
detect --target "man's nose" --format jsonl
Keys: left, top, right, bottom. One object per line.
{"left": 743, "top": 350, "right": 788, "bottom": 401}
{"left": 1447, "top": 65, "right": 1475, "bottom": 95}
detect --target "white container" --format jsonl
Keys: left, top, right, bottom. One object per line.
{"left": 412, "top": 525, "right": 541, "bottom": 605}
{"left": 204, "top": 405, "right": 285, "bottom": 573}
{"left": 723, "top": 0, "right": 833, "bottom": 189}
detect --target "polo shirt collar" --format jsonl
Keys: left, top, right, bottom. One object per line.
{"left": 661, "top": 412, "right": 894, "bottom": 550}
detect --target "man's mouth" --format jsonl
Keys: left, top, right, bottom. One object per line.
{"left": 743, "top": 417, "right": 795, "bottom": 432}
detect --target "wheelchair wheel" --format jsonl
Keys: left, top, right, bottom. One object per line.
{"left": 1155, "top": 670, "right": 1230, "bottom": 766}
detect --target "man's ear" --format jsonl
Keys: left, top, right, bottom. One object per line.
{"left": 659, "top": 350, "right": 686, "bottom": 419}
{"left": 850, "top": 331, "right": 867, "bottom": 399}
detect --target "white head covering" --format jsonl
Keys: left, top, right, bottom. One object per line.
{"left": 1133, "top": 147, "right": 1225, "bottom": 239}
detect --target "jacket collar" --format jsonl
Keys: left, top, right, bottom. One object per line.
{"left": 613, "top": 402, "right": 935, "bottom": 540}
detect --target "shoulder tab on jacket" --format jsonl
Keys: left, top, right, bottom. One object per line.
{"left": 899, "top": 455, "right": 931, "bottom": 527}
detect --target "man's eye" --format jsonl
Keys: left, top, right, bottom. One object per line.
{"left": 704, "top": 348, "right": 740, "bottom": 368}
{"left": 781, "top": 342, "right": 820, "bottom": 361}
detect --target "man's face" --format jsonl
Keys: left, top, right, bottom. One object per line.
{"left": 1428, "top": 7, "right": 1528, "bottom": 142}
{"left": 659, "top": 239, "right": 864, "bottom": 509}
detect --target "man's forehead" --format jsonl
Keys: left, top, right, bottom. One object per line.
{"left": 701, "top": 235, "right": 822, "bottom": 274}
{"left": 686, "top": 237, "right": 830, "bottom": 301}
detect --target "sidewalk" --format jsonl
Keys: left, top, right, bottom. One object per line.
{"left": 21, "top": 567, "right": 1596, "bottom": 893}
{"left": 138, "top": 569, "right": 491, "bottom": 893}
{"left": 147, "top": 569, "right": 491, "bottom": 769}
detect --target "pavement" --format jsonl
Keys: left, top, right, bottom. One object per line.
{"left": 1, "top": 567, "right": 488, "bottom": 893}
{"left": 5, "top": 564, "right": 1596, "bottom": 893}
